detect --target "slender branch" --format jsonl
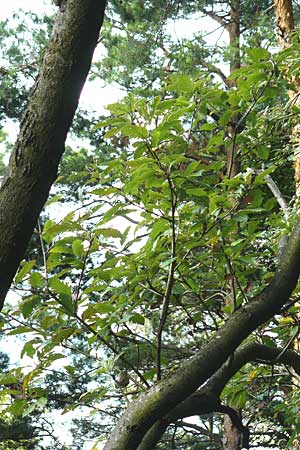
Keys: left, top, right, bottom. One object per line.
{"left": 254, "top": 170, "right": 289, "bottom": 215}
{"left": 228, "top": 65, "right": 276, "bottom": 178}
{"left": 156, "top": 175, "right": 177, "bottom": 380}
{"left": 48, "top": 290, "right": 150, "bottom": 388}
{"left": 141, "top": 141, "right": 178, "bottom": 380}
{"left": 37, "top": 218, "right": 48, "bottom": 281}
{"left": 73, "top": 236, "right": 94, "bottom": 312}
{"left": 200, "top": 8, "right": 229, "bottom": 28}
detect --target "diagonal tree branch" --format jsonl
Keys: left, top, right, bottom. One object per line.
{"left": 199, "top": 8, "right": 230, "bottom": 29}
{"left": 0, "top": 0, "right": 107, "bottom": 308}
{"left": 136, "top": 342, "right": 300, "bottom": 450}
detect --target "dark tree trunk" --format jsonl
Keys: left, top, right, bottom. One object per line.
{"left": 229, "top": 0, "right": 241, "bottom": 73}
{"left": 0, "top": 0, "right": 107, "bottom": 308}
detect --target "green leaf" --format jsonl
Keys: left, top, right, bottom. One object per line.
{"left": 15, "top": 260, "right": 35, "bottom": 283}
{"left": 247, "top": 47, "right": 270, "bottom": 62}
{"left": 167, "top": 74, "right": 194, "bottom": 94}
{"left": 21, "top": 339, "right": 39, "bottom": 358}
{"left": 200, "top": 122, "right": 217, "bottom": 131}
{"left": 208, "top": 131, "right": 225, "bottom": 147}
{"left": 186, "top": 188, "right": 208, "bottom": 197}
{"left": 104, "top": 127, "right": 120, "bottom": 138}
{"left": 256, "top": 145, "right": 269, "bottom": 160}
{"left": 95, "top": 228, "right": 122, "bottom": 239}
{"left": 20, "top": 295, "right": 40, "bottom": 319}
{"left": 72, "top": 239, "right": 84, "bottom": 257}
{"left": 129, "top": 313, "right": 145, "bottom": 325}
{"left": 121, "top": 124, "right": 148, "bottom": 139}
{"left": 93, "top": 303, "right": 115, "bottom": 314}
{"left": 29, "top": 272, "right": 45, "bottom": 288}
{"left": 49, "top": 277, "right": 73, "bottom": 313}
{"left": 10, "top": 399, "right": 26, "bottom": 417}
{"left": 52, "top": 328, "right": 77, "bottom": 343}
{"left": 150, "top": 219, "right": 169, "bottom": 241}
{"left": 0, "top": 373, "right": 18, "bottom": 385}
{"left": 8, "top": 326, "right": 33, "bottom": 335}
{"left": 45, "top": 194, "right": 62, "bottom": 206}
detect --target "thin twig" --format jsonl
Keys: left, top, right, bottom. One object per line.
{"left": 48, "top": 290, "right": 149, "bottom": 387}
{"left": 37, "top": 218, "right": 48, "bottom": 281}
{"left": 228, "top": 64, "right": 276, "bottom": 178}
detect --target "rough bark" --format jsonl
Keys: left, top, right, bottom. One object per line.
{"left": 0, "top": 0, "right": 107, "bottom": 307}
{"left": 223, "top": 410, "right": 244, "bottom": 450}
{"left": 274, "top": 0, "right": 294, "bottom": 49}
{"left": 273, "top": 1, "right": 300, "bottom": 193}
{"left": 229, "top": 0, "right": 241, "bottom": 73}
{"left": 104, "top": 222, "right": 300, "bottom": 450}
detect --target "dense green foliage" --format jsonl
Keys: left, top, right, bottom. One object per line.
{"left": 2, "top": 1, "right": 300, "bottom": 449}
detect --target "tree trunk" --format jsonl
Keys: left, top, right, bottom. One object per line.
{"left": 223, "top": 410, "right": 243, "bottom": 450}
{"left": 0, "top": 0, "right": 107, "bottom": 308}
{"left": 273, "top": 0, "right": 300, "bottom": 192}
{"left": 229, "top": 0, "right": 241, "bottom": 73}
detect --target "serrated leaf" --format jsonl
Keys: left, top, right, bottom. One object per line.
{"left": 20, "top": 295, "right": 40, "bottom": 319}
{"left": 186, "top": 188, "right": 207, "bottom": 197}
{"left": 200, "top": 122, "right": 217, "bottom": 131}
{"left": 15, "top": 260, "right": 36, "bottom": 283}
{"left": 150, "top": 219, "right": 169, "bottom": 241}
{"left": 247, "top": 47, "right": 270, "bottom": 62}
{"left": 167, "top": 74, "right": 194, "bottom": 94}
{"left": 0, "top": 373, "right": 18, "bottom": 385}
{"left": 52, "top": 328, "right": 77, "bottom": 343}
{"left": 95, "top": 227, "right": 122, "bottom": 238}
{"left": 121, "top": 124, "right": 148, "bottom": 139}
{"left": 30, "top": 272, "right": 45, "bottom": 288}
{"left": 10, "top": 399, "right": 26, "bottom": 416}
{"left": 129, "top": 313, "right": 145, "bottom": 325}
{"left": 45, "top": 194, "right": 62, "bottom": 206}
{"left": 93, "top": 303, "right": 115, "bottom": 314}
{"left": 21, "top": 339, "right": 39, "bottom": 358}
{"left": 49, "top": 277, "right": 73, "bottom": 313}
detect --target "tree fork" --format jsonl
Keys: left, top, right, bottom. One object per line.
{"left": 0, "top": 0, "right": 107, "bottom": 307}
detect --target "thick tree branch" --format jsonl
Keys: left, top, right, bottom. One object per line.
{"left": 0, "top": 0, "right": 107, "bottom": 307}
{"left": 206, "top": 341, "right": 300, "bottom": 396}
{"left": 137, "top": 342, "right": 300, "bottom": 450}
{"left": 104, "top": 225, "right": 300, "bottom": 450}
